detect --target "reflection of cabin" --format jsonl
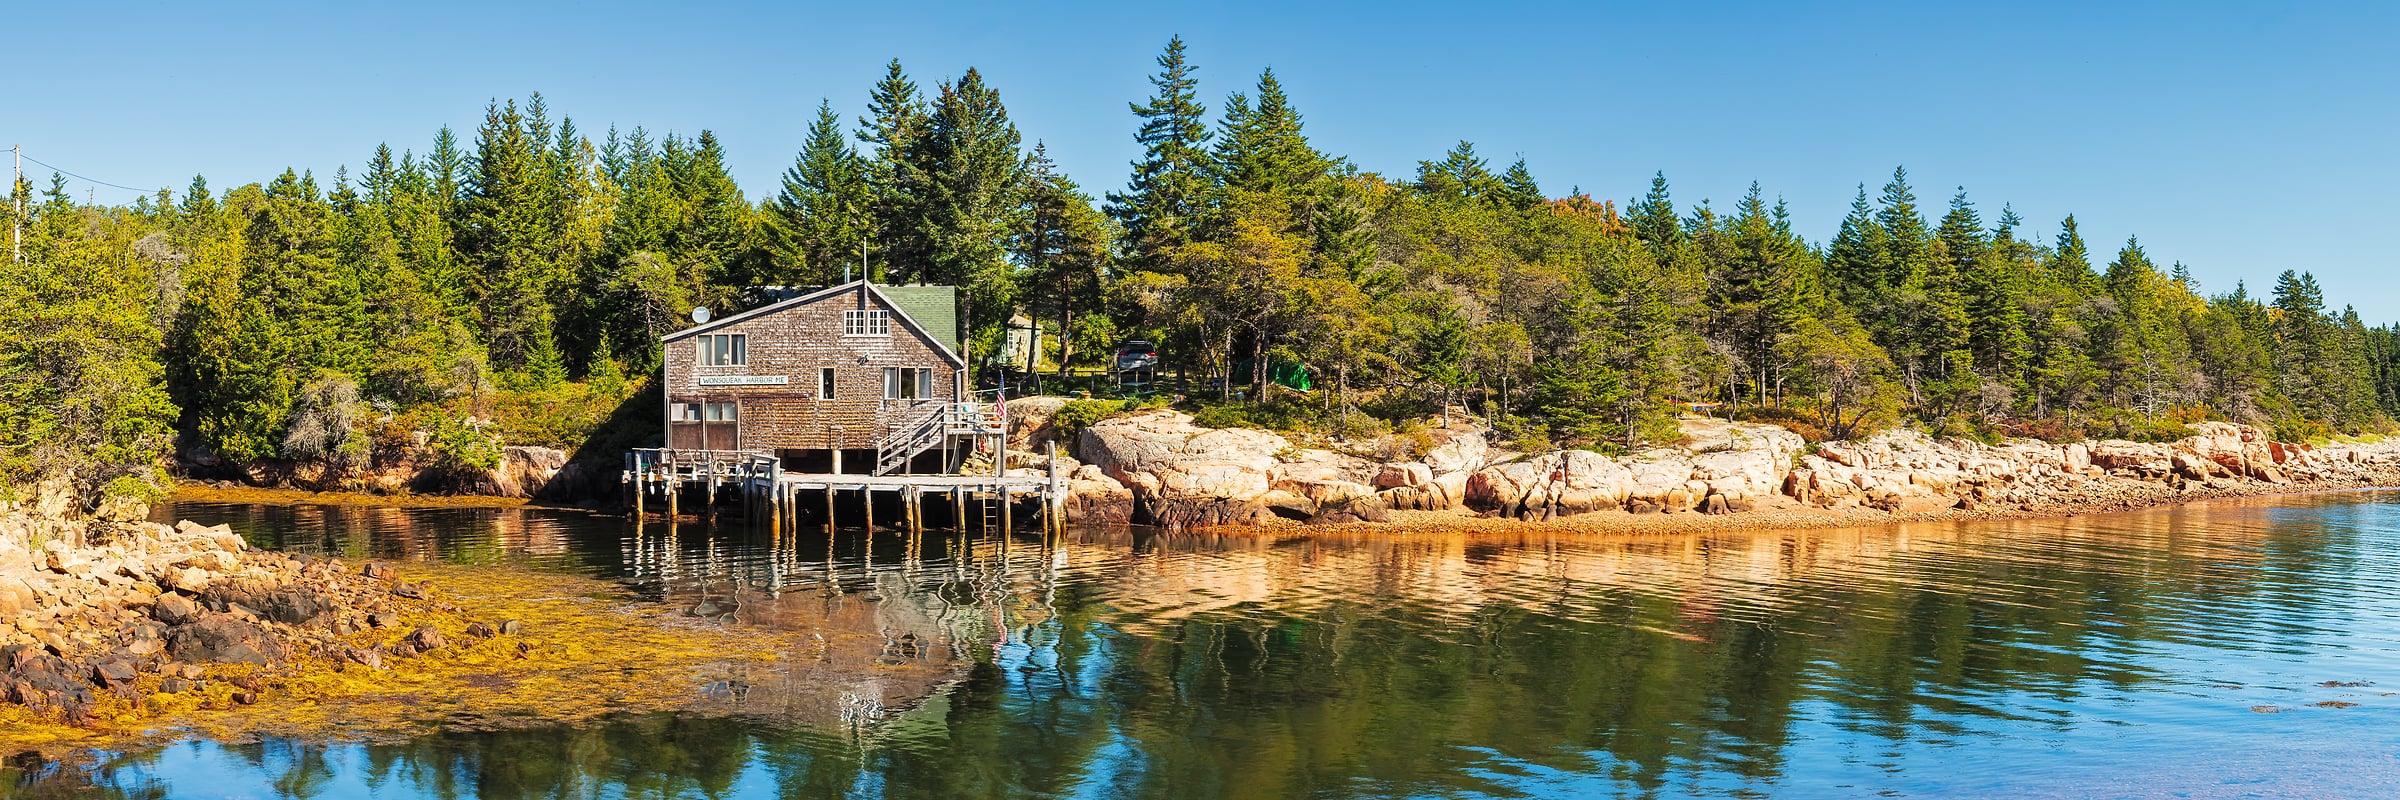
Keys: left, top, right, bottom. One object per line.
{"left": 659, "top": 280, "right": 998, "bottom": 475}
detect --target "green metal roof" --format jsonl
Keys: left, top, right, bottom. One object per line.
{"left": 879, "top": 285, "right": 961, "bottom": 355}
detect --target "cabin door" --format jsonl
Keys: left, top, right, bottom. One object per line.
{"left": 668, "top": 400, "right": 742, "bottom": 451}
{"left": 703, "top": 401, "right": 741, "bottom": 450}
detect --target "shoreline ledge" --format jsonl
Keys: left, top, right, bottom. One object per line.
{"left": 0, "top": 505, "right": 831, "bottom": 755}
{"left": 1003, "top": 401, "right": 2400, "bottom": 534}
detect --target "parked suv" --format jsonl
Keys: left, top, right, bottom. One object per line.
{"left": 1112, "top": 340, "right": 1158, "bottom": 373}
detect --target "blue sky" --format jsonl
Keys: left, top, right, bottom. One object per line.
{"left": 12, "top": 1, "right": 2395, "bottom": 319}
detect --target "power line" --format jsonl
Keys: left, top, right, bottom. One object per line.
{"left": 14, "top": 150, "right": 157, "bottom": 194}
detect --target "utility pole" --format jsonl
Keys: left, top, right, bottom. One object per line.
{"left": 12, "top": 144, "right": 20, "bottom": 264}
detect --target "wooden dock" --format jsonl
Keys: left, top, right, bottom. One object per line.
{"left": 624, "top": 443, "right": 1067, "bottom": 536}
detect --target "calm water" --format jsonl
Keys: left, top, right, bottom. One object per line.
{"left": 14, "top": 491, "right": 2400, "bottom": 798}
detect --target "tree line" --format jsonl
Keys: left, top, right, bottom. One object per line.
{"left": 4, "top": 35, "right": 2397, "bottom": 497}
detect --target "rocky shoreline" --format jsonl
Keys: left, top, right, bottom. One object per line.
{"left": 1004, "top": 398, "right": 2400, "bottom": 532}
{"left": 0, "top": 504, "right": 517, "bottom": 726}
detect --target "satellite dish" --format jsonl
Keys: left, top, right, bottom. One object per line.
{"left": 691, "top": 307, "right": 712, "bottom": 324}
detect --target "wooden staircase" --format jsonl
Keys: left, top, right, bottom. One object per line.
{"left": 874, "top": 401, "right": 1005, "bottom": 476}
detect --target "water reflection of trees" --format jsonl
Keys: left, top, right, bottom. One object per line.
{"left": 119, "top": 493, "right": 2387, "bottom": 799}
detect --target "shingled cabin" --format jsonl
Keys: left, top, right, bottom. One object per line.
{"left": 658, "top": 280, "right": 999, "bottom": 475}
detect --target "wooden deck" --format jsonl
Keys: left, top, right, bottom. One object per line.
{"left": 623, "top": 445, "right": 1066, "bottom": 535}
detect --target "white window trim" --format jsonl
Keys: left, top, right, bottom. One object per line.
{"left": 843, "top": 309, "right": 892, "bottom": 337}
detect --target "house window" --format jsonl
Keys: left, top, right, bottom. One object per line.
{"left": 670, "top": 402, "right": 702, "bottom": 422}
{"left": 705, "top": 401, "right": 739, "bottom": 422}
{"left": 843, "top": 309, "right": 891, "bottom": 336}
{"left": 878, "top": 365, "right": 931, "bottom": 396}
{"left": 883, "top": 368, "right": 934, "bottom": 401}
{"left": 696, "top": 334, "right": 746, "bottom": 366}
{"left": 819, "top": 368, "right": 837, "bottom": 399}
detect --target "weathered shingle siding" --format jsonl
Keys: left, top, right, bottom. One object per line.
{"left": 661, "top": 286, "right": 961, "bottom": 451}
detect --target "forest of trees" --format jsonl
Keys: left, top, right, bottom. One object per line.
{"left": 5, "top": 36, "right": 2400, "bottom": 499}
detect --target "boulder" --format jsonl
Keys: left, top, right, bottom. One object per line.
{"left": 1078, "top": 409, "right": 1288, "bottom": 528}
{"left": 167, "top": 614, "right": 284, "bottom": 665}
{"left": 1061, "top": 466, "right": 1135, "bottom": 525}
{"left": 1421, "top": 424, "right": 1495, "bottom": 475}
{"left": 1309, "top": 494, "right": 1390, "bottom": 525}
{"left": 151, "top": 592, "right": 201, "bottom": 625}
{"left": 1004, "top": 396, "right": 1072, "bottom": 451}
{"left": 1375, "top": 462, "right": 1434, "bottom": 490}
{"left": 2062, "top": 443, "right": 2091, "bottom": 473}
{"left": 1465, "top": 450, "right": 1638, "bottom": 519}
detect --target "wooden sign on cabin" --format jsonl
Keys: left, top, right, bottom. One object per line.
{"left": 659, "top": 280, "right": 995, "bottom": 475}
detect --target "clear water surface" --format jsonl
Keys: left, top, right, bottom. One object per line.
{"left": 12, "top": 491, "right": 2400, "bottom": 799}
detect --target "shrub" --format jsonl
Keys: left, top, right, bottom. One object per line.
{"left": 428, "top": 413, "right": 504, "bottom": 474}
{"left": 1733, "top": 406, "right": 1831, "bottom": 443}
{"left": 491, "top": 380, "right": 640, "bottom": 451}
{"left": 1051, "top": 399, "right": 1126, "bottom": 441}
{"left": 1191, "top": 405, "right": 1254, "bottom": 429}
{"left": 283, "top": 372, "right": 370, "bottom": 474}
{"left": 2274, "top": 417, "right": 2336, "bottom": 445}
{"left": 101, "top": 472, "right": 168, "bottom": 505}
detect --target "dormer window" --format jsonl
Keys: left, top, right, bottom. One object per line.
{"left": 843, "top": 309, "right": 891, "bottom": 336}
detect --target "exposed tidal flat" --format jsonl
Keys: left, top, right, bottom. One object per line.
{"left": 3, "top": 489, "right": 2399, "bottom": 798}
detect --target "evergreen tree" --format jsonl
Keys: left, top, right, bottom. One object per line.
{"left": 858, "top": 59, "right": 933, "bottom": 282}
{"left": 1414, "top": 141, "right": 1499, "bottom": 203}
{"left": 2049, "top": 215, "right": 2097, "bottom": 294}
{"left": 1496, "top": 158, "right": 1544, "bottom": 210}
{"left": 1108, "top": 36, "right": 1212, "bottom": 275}
{"left": 1822, "top": 185, "right": 1880, "bottom": 311}
{"left": 1964, "top": 204, "right": 2033, "bottom": 394}
{"left": 1016, "top": 145, "right": 1114, "bottom": 381}
{"left": 914, "top": 68, "right": 1026, "bottom": 355}
{"left": 1210, "top": 69, "right": 1328, "bottom": 197}
{"left": 765, "top": 99, "right": 872, "bottom": 285}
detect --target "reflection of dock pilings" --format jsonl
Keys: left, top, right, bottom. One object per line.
{"left": 624, "top": 443, "right": 1069, "bottom": 537}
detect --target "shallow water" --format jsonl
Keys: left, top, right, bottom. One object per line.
{"left": 14, "top": 491, "right": 2400, "bottom": 798}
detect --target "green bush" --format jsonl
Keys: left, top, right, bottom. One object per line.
{"left": 1191, "top": 405, "right": 1255, "bottom": 429}
{"left": 101, "top": 472, "right": 168, "bottom": 505}
{"left": 428, "top": 413, "right": 504, "bottom": 473}
{"left": 1051, "top": 399, "right": 1126, "bottom": 441}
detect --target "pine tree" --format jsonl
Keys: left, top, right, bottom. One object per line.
{"left": 1016, "top": 144, "right": 1114, "bottom": 381}
{"left": 1629, "top": 172, "right": 1681, "bottom": 252}
{"left": 1108, "top": 36, "right": 1212, "bottom": 275}
{"left": 915, "top": 68, "right": 1027, "bottom": 354}
{"left": 1822, "top": 185, "right": 1880, "bottom": 310}
{"left": 766, "top": 99, "right": 872, "bottom": 285}
{"left": 1967, "top": 205, "right": 2034, "bottom": 393}
{"left": 461, "top": 97, "right": 566, "bottom": 379}
{"left": 1496, "top": 158, "right": 1543, "bottom": 210}
{"left": 858, "top": 59, "right": 933, "bottom": 282}
{"left": 2049, "top": 215, "right": 2097, "bottom": 294}
{"left": 1709, "top": 183, "right": 1822, "bottom": 407}
{"left": 1414, "top": 141, "right": 1498, "bottom": 203}
{"left": 1210, "top": 69, "right": 1328, "bottom": 198}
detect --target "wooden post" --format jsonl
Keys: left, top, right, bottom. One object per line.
{"left": 1046, "top": 440, "right": 1063, "bottom": 538}
{"left": 825, "top": 485, "right": 837, "bottom": 534}
{"left": 705, "top": 454, "right": 717, "bottom": 521}
{"left": 1002, "top": 484, "right": 1014, "bottom": 533}
{"left": 953, "top": 487, "right": 966, "bottom": 532}
{"left": 906, "top": 486, "right": 921, "bottom": 536}
{"left": 863, "top": 485, "right": 875, "bottom": 531}
{"left": 667, "top": 457, "right": 680, "bottom": 520}
{"left": 632, "top": 454, "right": 645, "bottom": 520}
